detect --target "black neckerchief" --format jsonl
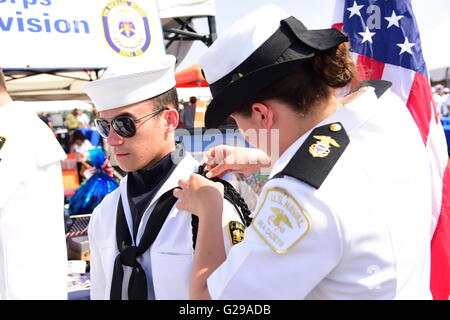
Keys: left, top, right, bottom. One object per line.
{"left": 110, "top": 157, "right": 253, "bottom": 300}
{"left": 110, "top": 143, "right": 185, "bottom": 300}
{"left": 110, "top": 189, "right": 178, "bottom": 300}
{"left": 127, "top": 143, "right": 184, "bottom": 240}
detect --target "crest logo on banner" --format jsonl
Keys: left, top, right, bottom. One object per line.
{"left": 102, "top": 1, "right": 151, "bottom": 57}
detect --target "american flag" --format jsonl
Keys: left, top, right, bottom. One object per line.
{"left": 332, "top": 0, "right": 450, "bottom": 299}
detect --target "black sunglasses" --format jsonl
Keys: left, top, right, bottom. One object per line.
{"left": 94, "top": 108, "right": 168, "bottom": 138}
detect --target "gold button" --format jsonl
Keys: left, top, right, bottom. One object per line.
{"left": 329, "top": 123, "right": 342, "bottom": 132}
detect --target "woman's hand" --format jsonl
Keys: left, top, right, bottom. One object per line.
{"left": 202, "top": 145, "right": 272, "bottom": 178}
{"left": 173, "top": 173, "right": 224, "bottom": 217}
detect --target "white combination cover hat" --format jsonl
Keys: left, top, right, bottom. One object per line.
{"left": 198, "top": 4, "right": 348, "bottom": 128}
{"left": 84, "top": 55, "right": 176, "bottom": 111}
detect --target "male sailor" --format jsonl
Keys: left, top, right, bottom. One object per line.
{"left": 84, "top": 55, "right": 247, "bottom": 300}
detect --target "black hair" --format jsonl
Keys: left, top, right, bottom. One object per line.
{"left": 235, "top": 43, "right": 357, "bottom": 117}
{"left": 71, "top": 130, "right": 86, "bottom": 142}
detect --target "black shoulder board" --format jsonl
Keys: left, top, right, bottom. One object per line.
{"left": 273, "top": 122, "right": 350, "bottom": 189}
{"left": 353, "top": 79, "right": 392, "bottom": 98}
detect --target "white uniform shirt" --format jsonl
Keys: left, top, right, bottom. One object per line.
{"left": 73, "top": 139, "right": 93, "bottom": 162}
{"left": 434, "top": 93, "right": 448, "bottom": 118}
{"left": 443, "top": 94, "right": 450, "bottom": 117}
{"left": 76, "top": 113, "right": 90, "bottom": 127}
{"left": 0, "top": 102, "right": 68, "bottom": 299}
{"left": 88, "top": 152, "right": 245, "bottom": 300}
{"left": 207, "top": 88, "right": 433, "bottom": 300}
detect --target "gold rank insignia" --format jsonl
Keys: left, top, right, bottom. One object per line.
{"left": 308, "top": 135, "right": 340, "bottom": 158}
{"left": 329, "top": 123, "right": 342, "bottom": 132}
{"left": 0, "top": 136, "right": 6, "bottom": 152}
{"left": 273, "top": 122, "right": 349, "bottom": 189}
{"left": 252, "top": 188, "right": 311, "bottom": 253}
{"left": 228, "top": 221, "right": 245, "bottom": 246}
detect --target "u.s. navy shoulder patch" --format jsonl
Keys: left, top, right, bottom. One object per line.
{"left": 252, "top": 188, "right": 311, "bottom": 253}
{"left": 0, "top": 136, "right": 6, "bottom": 152}
{"left": 228, "top": 221, "right": 245, "bottom": 246}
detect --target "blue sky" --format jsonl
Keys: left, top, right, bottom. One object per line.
{"left": 176, "top": 0, "right": 450, "bottom": 72}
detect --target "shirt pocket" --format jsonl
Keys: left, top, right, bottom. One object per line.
{"left": 96, "top": 240, "right": 116, "bottom": 276}
{"left": 96, "top": 239, "right": 115, "bottom": 251}
{"left": 152, "top": 251, "right": 193, "bottom": 300}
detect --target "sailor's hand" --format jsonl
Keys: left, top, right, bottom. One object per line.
{"left": 201, "top": 145, "right": 272, "bottom": 178}
{"left": 174, "top": 173, "right": 224, "bottom": 217}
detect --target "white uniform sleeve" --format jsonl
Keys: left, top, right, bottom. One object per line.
{"left": 88, "top": 206, "right": 107, "bottom": 300}
{"left": 208, "top": 177, "right": 343, "bottom": 299}
{"left": 31, "top": 112, "right": 67, "bottom": 167}
{"left": 0, "top": 118, "right": 68, "bottom": 299}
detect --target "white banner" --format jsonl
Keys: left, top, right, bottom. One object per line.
{"left": 157, "top": 0, "right": 215, "bottom": 19}
{"left": 0, "top": 0, "right": 165, "bottom": 69}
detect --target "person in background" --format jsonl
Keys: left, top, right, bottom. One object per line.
{"left": 76, "top": 109, "right": 90, "bottom": 128}
{"left": 38, "top": 112, "right": 53, "bottom": 129}
{"left": 84, "top": 55, "right": 246, "bottom": 300}
{"left": 0, "top": 68, "right": 68, "bottom": 299}
{"left": 442, "top": 88, "right": 450, "bottom": 118}
{"left": 182, "top": 96, "right": 197, "bottom": 128}
{"left": 69, "top": 129, "right": 94, "bottom": 156}
{"left": 65, "top": 109, "right": 81, "bottom": 134}
{"left": 69, "top": 129, "right": 94, "bottom": 183}
{"left": 434, "top": 85, "right": 448, "bottom": 118}
{"left": 90, "top": 105, "right": 99, "bottom": 126}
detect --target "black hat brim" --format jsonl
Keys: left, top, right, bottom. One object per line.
{"left": 205, "top": 57, "right": 312, "bottom": 128}
{"left": 203, "top": 18, "right": 349, "bottom": 129}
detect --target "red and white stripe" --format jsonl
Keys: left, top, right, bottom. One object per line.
{"left": 66, "top": 228, "right": 88, "bottom": 239}
{"left": 333, "top": 0, "right": 450, "bottom": 300}
{"left": 83, "top": 159, "right": 114, "bottom": 180}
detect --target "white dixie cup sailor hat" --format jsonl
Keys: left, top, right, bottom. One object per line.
{"left": 84, "top": 55, "right": 176, "bottom": 111}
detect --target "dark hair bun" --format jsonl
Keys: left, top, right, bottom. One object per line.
{"left": 312, "top": 43, "right": 356, "bottom": 88}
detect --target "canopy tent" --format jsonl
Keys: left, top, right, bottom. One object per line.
{"left": 6, "top": 70, "right": 102, "bottom": 102}
{"left": 1, "top": 0, "right": 216, "bottom": 102}
{"left": 175, "top": 64, "right": 211, "bottom": 102}
{"left": 422, "top": 20, "right": 450, "bottom": 85}
{"left": 175, "top": 64, "right": 208, "bottom": 88}
{"left": 158, "top": 0, "right": 215, "bottom": 19}
{"left": 430, "top": 67, "right": 450, "bottom": 87}
{"left": 160, "top": 0, "right": 216, "bottom": 63}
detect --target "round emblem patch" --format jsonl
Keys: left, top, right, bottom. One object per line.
{"left": 102, "top": 1, "right": 151, "bottom": 57}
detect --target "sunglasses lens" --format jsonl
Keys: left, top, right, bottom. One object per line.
{"left": 113, "top": 116, "right": 136, "bottom": 138}
{"left": 95, "top": 119, "right": 110, "bottom": 138}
